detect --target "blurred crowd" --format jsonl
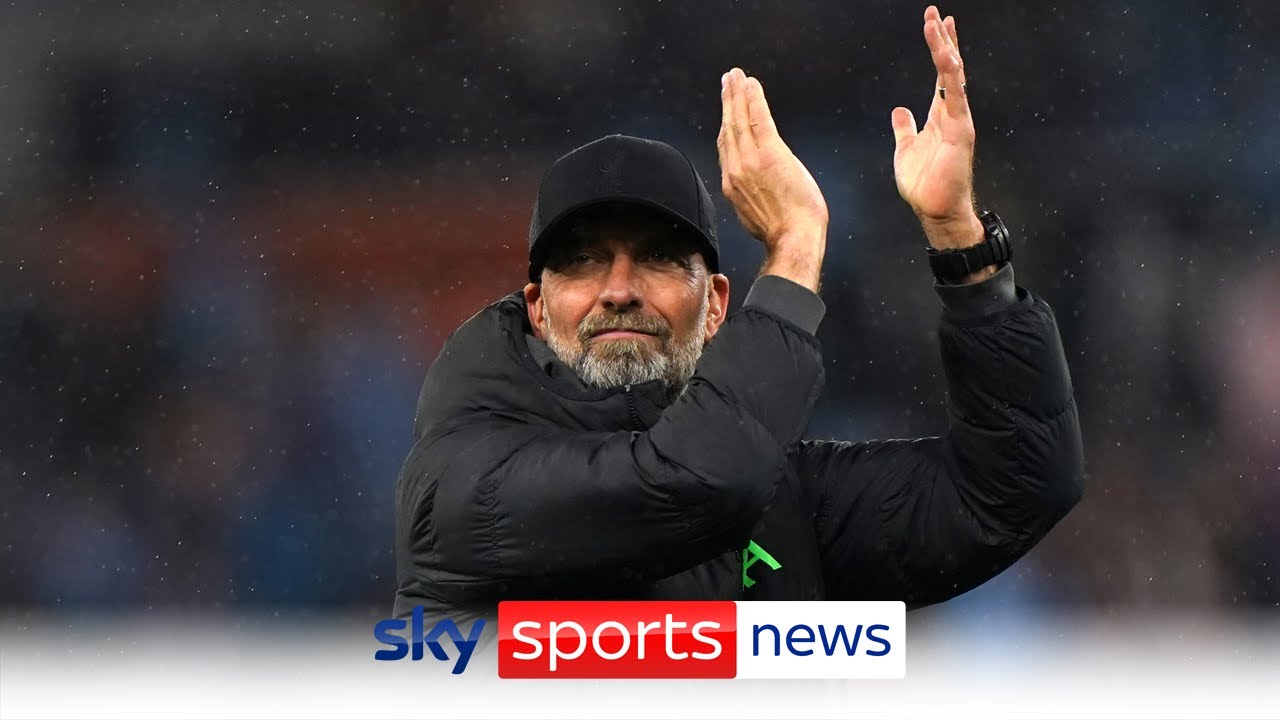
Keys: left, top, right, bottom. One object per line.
{"left": 1, "top": 1, "right": 1276, "bottom": 615}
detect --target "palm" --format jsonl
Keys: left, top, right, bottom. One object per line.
{"left": 894, "top": 102, "right": 974, "bottom": 220}
{"left": 890, "top": 7, "right": 977, "bottom": 225}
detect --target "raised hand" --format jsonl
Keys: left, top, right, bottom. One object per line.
{"left": 718, "top": 67, "right": 828, "bottom": 291}
{"left": 891, "top": 6, "right": 986, "bottom": 254}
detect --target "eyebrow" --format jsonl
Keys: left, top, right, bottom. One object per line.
{"left": 546, "top": 233, "right": 701, "bottom": 272}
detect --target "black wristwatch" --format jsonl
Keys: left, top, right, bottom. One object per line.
{"left": 926, "top": 209, "right": 1012, "bottom": 283}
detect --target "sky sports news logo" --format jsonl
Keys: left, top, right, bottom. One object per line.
{"left": 374, "top": 601, "right": 904, "bottom": 679}
{"left": 373, "top": 607, "right": 486, "bottom": 674}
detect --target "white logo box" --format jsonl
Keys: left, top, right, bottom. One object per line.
{"left": 733, "top": 601, "right": 906, "bottom": 679}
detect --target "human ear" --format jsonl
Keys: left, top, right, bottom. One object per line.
{"left": 703, "top": 274, "right": 731, "bottom": 342}
{"left": 524, "top": 282, "right": 547, "bottom": 339}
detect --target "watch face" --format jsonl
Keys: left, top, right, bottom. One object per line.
{"left": 978, "top": 211, "right": 1012, "bottom": 262}
{"left": 978, "top": 210, "right": 1001, "bottom": 234}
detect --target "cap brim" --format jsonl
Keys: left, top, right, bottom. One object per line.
{"left": 528, "top": 195, "right": 718, "bottom": 282}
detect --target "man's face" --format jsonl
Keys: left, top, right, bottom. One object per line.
{"left": 524, "top": 207, "right": 730, "bottom": 398}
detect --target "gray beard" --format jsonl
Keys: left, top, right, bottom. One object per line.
{"left": 544, "top": 296, "right": 709, "bottom": 403}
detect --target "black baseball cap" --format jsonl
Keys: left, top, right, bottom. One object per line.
{"left": 527, "top": 134, "right": 719, "bottom": 282}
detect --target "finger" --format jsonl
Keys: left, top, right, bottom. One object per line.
{"left": 939, "top": 16, "right": 969, "bottom": 113}
{"left": 924, "top": 17, "right": 967, "bottom": 117}
{"left": 940, "top": 15, "right": 964, "bottom": 77}
{"left": 718, "top": 72, "right": 737, "bottom": 155}
{"left": 920, "top": 8, "right": 951, "bottom": 123}
{"left": 718, "top": 71, "right": 735, "bottom": 150}
{"left": 728, "top": 68, "right": 754, "bottom": 157}
{"left": 943, "top": 16, "right": 967, "bottom": 90}
{"left": 717, "top": 71, "right": 740, "bottom": 192}
{"left": 891, "top": 107, "right": 917, "bottom": 147}
{"left": 745, "top": 77, "right": 779, "bottom": 145}
{"left": 923, "top": 16, "right": 956, "bottom": 77}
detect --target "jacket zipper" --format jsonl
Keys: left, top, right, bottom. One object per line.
{"left": 623, "top": 384, "right": 644, "bottom": 430}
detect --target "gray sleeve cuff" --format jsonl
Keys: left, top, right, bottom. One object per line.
{"left": 743, "top": 275, "right": 826, "bottom": 335}
{"left": 933, "top": 262, "right": 1018, "bottom": 320}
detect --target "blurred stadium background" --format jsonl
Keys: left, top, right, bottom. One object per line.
{"left": 1, "top": 0, "right": 1276, "bottom": 625}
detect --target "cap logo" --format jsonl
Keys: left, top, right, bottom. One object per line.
{"left": 594, "top": 148, "right": 626, "bottom": 194}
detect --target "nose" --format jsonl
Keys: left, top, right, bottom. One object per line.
{"left": 597, "top": 254, "right": 643, "bottom": 311}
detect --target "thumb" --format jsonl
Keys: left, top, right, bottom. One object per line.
{"left": 891, "top": 107, "right": 917, "bottom": 146}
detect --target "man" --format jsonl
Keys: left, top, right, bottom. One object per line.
{"left": 393, "top": 6, "right": 1083, "bottom": 624}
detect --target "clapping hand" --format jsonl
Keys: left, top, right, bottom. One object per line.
{"left": 718, "top": 67, "right": 829, "bottom": 292}
{"left": 891, "top": 5, "right": 988, "bottom": 262}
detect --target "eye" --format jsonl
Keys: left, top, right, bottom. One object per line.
{"left": 571, "top": 253, "right": 594, "bottom": 265}
{"left": 645, "top": 249, "right": 674, "bottom": 263}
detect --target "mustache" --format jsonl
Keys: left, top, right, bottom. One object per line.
{"left": 578, "top": 312, "right": 671, "bottom": 342}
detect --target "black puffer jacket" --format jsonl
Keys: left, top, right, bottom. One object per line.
{"left": 393, "top": 266, "right": 1083, "bottom": 621}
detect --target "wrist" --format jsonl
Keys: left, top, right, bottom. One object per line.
{"left": 923, "top": 210, "right": 1007, "bottom": 286}
{"left": 921, "top": 211, "right": 984, "bottom": 250}
{"left": 771, "top": 225, "right": 827, "bottom": 257}
{"left": 761, "top": 226, "right": 826, "bottom": 292}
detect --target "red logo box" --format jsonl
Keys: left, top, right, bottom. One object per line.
{"left": 497, "top": 601, "right": 737, "bottom": 679}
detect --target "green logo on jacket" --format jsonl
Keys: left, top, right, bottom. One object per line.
{"left": 742, "top": 539, "right": 781, "bottom": 589}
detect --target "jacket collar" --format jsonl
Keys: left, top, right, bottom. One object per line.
{"left": 506, "top": 294, "right": 673, "bottom": 424}
{"left": 413, "top": 291, "right": 673, "bottom": 439}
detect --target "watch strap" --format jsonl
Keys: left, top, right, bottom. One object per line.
{"left": 926, "top": 210, "right": 1012, "bottom": 283}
